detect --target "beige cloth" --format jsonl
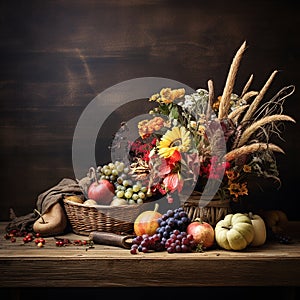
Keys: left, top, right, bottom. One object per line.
{"left": 5, "top": 178, "right": 83, "bottom": 233}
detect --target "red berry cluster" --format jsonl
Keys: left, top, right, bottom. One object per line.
{"left": 55, "top": 238, "right": 93, "bottom": 247}
{"left": 4, "top": 229, "right": 94, "bottom": 249}
{"left": 4, "top": 229, "right": 45, "bottom": 247}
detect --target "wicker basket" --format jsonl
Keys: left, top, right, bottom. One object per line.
{"left": 181, "top": 191, "right": 231, "bottom": 227}
{"left": 63, "top": 199, "right": 154, "bottom": 235}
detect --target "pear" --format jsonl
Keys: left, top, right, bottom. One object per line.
{"left": 33, "top": 202, "right": 67, "bottom": 236}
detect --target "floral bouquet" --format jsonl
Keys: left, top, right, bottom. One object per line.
{"left": 122, "top": 41, "right": 295, "bottom": 224}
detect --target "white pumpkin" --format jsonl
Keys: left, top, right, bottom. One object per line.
{"left": 246, "top": 212, "right": 267, "bottom": 247}
{"left": 215, "top": 213, "right": 255, "bottom": 251}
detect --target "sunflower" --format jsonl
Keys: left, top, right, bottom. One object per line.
{"left": 157, "top": 126, "right": 191, "bottom": 158}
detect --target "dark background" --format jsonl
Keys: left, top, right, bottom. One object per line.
{"left": 0, "top": 0, "right": 299, "bottom": 222}
{"left": 1, "top": 1, "right": 299, "bottom": 298}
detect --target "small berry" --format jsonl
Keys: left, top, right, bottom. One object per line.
{"left": 39, "top": 238, "right": 46, "bottom": 244}
{"left": 55, "top": 240, "right": 64, "bottom": 247}
{"left": 37, "top": 242, "right": 44, "bottom": 248}
{"left": 130, "top": 247, "right": 137, "bottom": 254}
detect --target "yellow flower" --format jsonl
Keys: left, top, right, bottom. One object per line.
{"left": 149, "top": 88, "right": 185, "bottom": 104}
{"left": 158, "top": 126, "right": 191, "bottom": 158}
{"left": 190, "top": 121, "right": 197, "bottom": 129}
{"left": 197, "top": 124, "right": 206, "bottom": 136}
{"left": 160, "top": 88, "right": 185, "bottom": 104}
{"left": 149, "top": 93, "right": 160, "bottom": 102}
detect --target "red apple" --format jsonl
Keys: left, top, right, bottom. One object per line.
{"left": 186, "top": 219, "right": 215, "bottom": 249}
{"left": 87, "top": 179, "right": 115, "bottom": 205}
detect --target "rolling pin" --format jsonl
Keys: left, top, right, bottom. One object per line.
{"left": 89, "top": 231, "right": 135, "bottom": 249}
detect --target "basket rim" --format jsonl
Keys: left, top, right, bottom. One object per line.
{"left": 63, "top": 198, "right": 153, "bottom": 210}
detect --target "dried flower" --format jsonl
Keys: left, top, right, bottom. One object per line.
{"left": 125, "top": 42, "right": 295, "bottom": 204}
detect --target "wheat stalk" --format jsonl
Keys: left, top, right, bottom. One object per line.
{"left": 241, "top": 70, "right": 278, "bottom": 123}
{"left": 208, "top": 79, "right": 214, "bottom": 107}
{"left": 241, "top": 74, "right": 254, "bottom": 97}
{"left": 224, "top": 142, "right": 285, "bottom": 162}
{"left": 241, "top": 91, "right": 259, "bottom": 102}
{"left": 218, "top": 41, "right": 247, "bottom": 120}
{"left": 207, "top": 79, "right": 214, "bottom": 119}
{"left": 237, "top": 114, "right": 296, "bottom": 147}
{"left": 228, "top": 104, "right": 249, "bottom": 123}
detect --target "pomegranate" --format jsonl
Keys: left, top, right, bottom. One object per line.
{"left": 186, "top": 218, "right": 215, "bottom": 249}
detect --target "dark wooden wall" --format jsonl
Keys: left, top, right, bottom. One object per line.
{"left": 1, "top": 0, "right": 299, "bottom": 221}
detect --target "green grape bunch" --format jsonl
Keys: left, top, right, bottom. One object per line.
{"left": 97, "top": 161, "right": 151, "bottom": 205}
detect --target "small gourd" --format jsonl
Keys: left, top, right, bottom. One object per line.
{"left": 246, "top": 212, "right": 267, "bottom": 247}
{"left": 215, "top": 213, "right": 255, "bottom": 250}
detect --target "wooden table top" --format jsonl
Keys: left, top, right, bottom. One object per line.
{"left": 0, "top": 222, "right": 300, "bottom": 287}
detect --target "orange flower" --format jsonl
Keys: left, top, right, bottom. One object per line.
{"left": 226, "top": 170, "right": 239, "bottom": 181}
{"left": 243, "top": 164, "right": 252, "bottom": 173}
{"left": 228, "top": 182, "right": 248, "bottom": 200}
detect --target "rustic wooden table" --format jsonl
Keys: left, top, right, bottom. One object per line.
{"left": 0, "top": 222, "right": 299, "bottom": 288}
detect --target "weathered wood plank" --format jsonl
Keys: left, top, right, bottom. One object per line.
{"left": 1, "top": 258, "right": 299, "bottom": 287}
{"left": 0, "top": 222, "right": 299, "bottom": 287}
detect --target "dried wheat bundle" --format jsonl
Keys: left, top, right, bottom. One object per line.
{"left": 224, "top": 143, "right": 284, "bottom": 162}
{"left": 216, "top": 41, "right": 296, "bottom": 163}
{"left": 237, "top": 114, "right": 295, "bottom": 147}
{"left": 218, "top": 41, "right": 247, "bottom": 120}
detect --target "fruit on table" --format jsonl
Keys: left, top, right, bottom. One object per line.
{"left": 186, "top": 218, "right": 215, "bottom": 249}
{"left": 215, "top": 213, "right": 255, "bottom": 250}
{"left": 33, "top": 202, "right": 67, "bottom": 236}
{"left": 260, "top": 210, "right": 289, "bottom": 234}
{"left": 246, "top": 212, "right": 267, "bottom": 247}
{"left": 134, "top": 203, "right": 162, "bottom": 236}
{"left": 129, "top": 207, "right": 192, "bottom": 254}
